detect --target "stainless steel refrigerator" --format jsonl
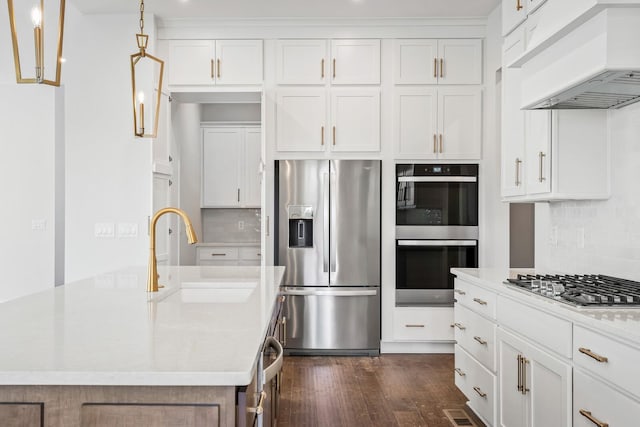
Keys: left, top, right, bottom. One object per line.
{"left": 275, "top": 160, "right": 380, "bottom": 355}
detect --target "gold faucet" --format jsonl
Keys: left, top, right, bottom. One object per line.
{"left": 147, "top": 207, "right": 198, "bottom": 292}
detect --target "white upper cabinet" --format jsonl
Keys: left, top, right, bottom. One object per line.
{"left": 501, "top": 66, "right": 526, "bottom": 197}
{"left": 330, "top": 89, "right": 380, "bottom": 152}
{"left": 523, "top": 110, "right": 551, "bottom": 195}
{"left": 502, "top": 0, "right": 528, "bottom": 36}
{"left": 394, "top": 39, "right": 482, "bottom": 85}
{"left": 395, "top": 87, "right": 481, "bottom": 160}
{"left": 168, "top": 40, "right": 263, "bottom": 86}
{"left": 202, "top": 126, "right": 262, "bottom": 208}
{"left": 276, "top": 88, "right": 380, "bottom": 153}
{"left": 330, "top": 39, "right": 381, "bottom": 85}
{"left": 276, "top": 90, "right": 327, "bottom": 152}
{"left": 276, "top": 39, "right": 328, "bottom": 85}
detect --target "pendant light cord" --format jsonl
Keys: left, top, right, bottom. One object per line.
{"left": 139, "top": 0, "right": 145, "bottom": 35}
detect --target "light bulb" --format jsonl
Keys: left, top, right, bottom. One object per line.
{"left": 137, "top": 91, "right": 145, "bottom": 103}
{"left": 31, "top": 6, "right": 42, "bottom": 28}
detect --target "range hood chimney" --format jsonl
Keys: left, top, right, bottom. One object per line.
{"left": 521, "top": 8, "right": 640, "bottom": 110}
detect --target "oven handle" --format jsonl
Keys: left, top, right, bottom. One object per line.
{"left": 397, "top": 240, "right": 477, "bottom": 247}
{"left": 397, "top": 176, "right": 477, "bottom": 183}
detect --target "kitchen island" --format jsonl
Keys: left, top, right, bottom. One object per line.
{"left": 0, "top": 265, "right": 285, "bottom": 426}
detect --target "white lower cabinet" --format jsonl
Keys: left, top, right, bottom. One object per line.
{"left": 392, "top": 307, "right": 453, "bottom": 342}
{"left": 497, "top": 328, "right": 572, "bottom": 427}
{"left": 455, "top": 344, "right": 497, "bottom": 426}
{"left": 574, "top": 370, "right": 640, "bottom": 427}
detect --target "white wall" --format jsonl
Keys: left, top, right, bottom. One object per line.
{"left": 479, "top": 5, "right": 509, "bottom": 270}
{"left": 536, "top": 103, "right": 640, "bottom": 281}
{"left": 63, "top": 8, "right": 156, "bottom": 282}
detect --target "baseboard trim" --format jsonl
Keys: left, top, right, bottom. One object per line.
{"left": 380, "top": 341, "right": 454, "bottom": 354}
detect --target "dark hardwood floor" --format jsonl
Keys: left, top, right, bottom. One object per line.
{"left": 278, "top": 354, "right": 485, "bottom": 427}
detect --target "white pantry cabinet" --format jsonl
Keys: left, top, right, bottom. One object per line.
{"left": 394, "top": 39, "right": 482, "bottom": 85}
{"left": 201, "top": 126, "right": 261, "bottom": 208}
{"left": 395, "top": 87, "right": 481, "bottom": 159}
{"left": 169, "top": 40, "right": 263, "bottom": 86}
{"left": 276, "top": 88, "right": 380, "bottom": 152}
{"left": 275, "top": 39, "right": 380, "bottom": 85}
{"left": 497, "top": 328, "right": 572, "bottom": 427}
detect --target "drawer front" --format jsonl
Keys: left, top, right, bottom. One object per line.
{"left": 454, "top": 344, "right": 497, "bottom": 426}
{"left": 393, "top": 307, "right": 454, "bottom": 342}
{"left": 574, "top": 325, "right": 640, "bottom": 399}
{"left": 454, "top": 279, "right": 497, "bottom": 320}
{"left": 239, "top": 247, "right": 261, "bottom": 260}
{"left": 497, "top": 295, "right": 572, "bottom": 358}
{"left": 454, "top": 303, "right": 497, "bottom": 372}
{"left": 197, "top": 247, "right": 239, "bottom": 261}
{"left": 574, "top": 369, "right": 640, "bottom": 427}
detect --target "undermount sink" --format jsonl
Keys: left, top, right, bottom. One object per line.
{"left": 177, "top": 281, "right": 257, "bottom": 303}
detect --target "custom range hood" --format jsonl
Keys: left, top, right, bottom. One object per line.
{"left": 520, "top": 7, "right": 640, "bottom": 110}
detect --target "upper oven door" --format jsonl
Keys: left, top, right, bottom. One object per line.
{"left": 396, "top": 165, "right": 478, "bottom": 227}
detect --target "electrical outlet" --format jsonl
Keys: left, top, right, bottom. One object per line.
{"left": 31, "top": 219, "right": 46, "bottom": 231}
{"left": 238, "top": 221, "right": 244, "bottom": 230}
{"left": 549, "top": 226, "right": 558, "bottom": 247}
{"left": 95, "top": 223, "right": 115, "bottom": 238}
{"left": 118, "top": 223, "right": 138, "bottom": 238}
{"left": 577, "top": 228, "right": 585, "bottom": 249}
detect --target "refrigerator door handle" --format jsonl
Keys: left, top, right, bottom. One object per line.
{"left": 329, "top": 172, "right": 337, "bottom": 274}
{"left": 323, "top": 172, "right": 330, "bottom": 273}
{"left": 282, "top": 288, "right": 378, "bottom": 297}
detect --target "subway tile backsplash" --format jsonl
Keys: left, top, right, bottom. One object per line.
{"left": 536, "top": 104, "right": 640, "bottom": 281}
{"left": 201, "top": 209, "right": 261, "bottom": 243}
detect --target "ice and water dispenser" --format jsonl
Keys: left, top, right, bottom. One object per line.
{"left": 288, "top": 205, "right": 313, "bottom": 248}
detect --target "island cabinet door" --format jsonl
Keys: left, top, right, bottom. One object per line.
{"left": 81, "top": 403, "right": 220, "bottom": 427}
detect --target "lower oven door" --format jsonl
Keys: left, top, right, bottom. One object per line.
{"left": 396, "top": 240, "right": 478, "bottom": 306}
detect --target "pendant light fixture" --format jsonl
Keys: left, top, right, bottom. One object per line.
{"left": 7, "top": 0, "right": 66, "bottom": 86}
{"left": 130, "top": 0, "right": 164, "bottom": 138}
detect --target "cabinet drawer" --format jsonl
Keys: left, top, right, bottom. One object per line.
{"left": 454, "top": 279, "right": 497, "bottom": 320}
{"left": 239, "top": 247, "right": 261, "bottom": 261}
{"left": 574, "top": 369, "right": 640, "bottom": 427}
{"left": 393, "top": 307, "right": 454, "bottom": 341}
{"left": 197, "top": 247, "right": 239, "bottom": 261}
{"left": 497, "top": 295, "right": 572, "bottom": 358}
{"left": 574, "top": 325, "right": 640, "bottom": 399}
{"left": 454, "top": 303, "right": 497, "bottom": 372}
{"left": 454, "top": 345, "right": 497, "bottom": 427}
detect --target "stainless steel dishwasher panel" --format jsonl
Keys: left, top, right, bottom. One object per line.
{"left": 282, "top": 287, "right": 380, "bottom": 354}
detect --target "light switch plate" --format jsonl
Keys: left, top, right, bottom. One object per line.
{"left": 95, "top": 223, "right": 115, "bottom": 238}
{"left": 31, "top": 219, "right": 46, "bottom": 231}
{"left": 118, "top": 223, "right": 138, "bottom": 238}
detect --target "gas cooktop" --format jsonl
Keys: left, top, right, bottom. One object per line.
{"left": 504, "top": 274, "right": 640, "bottom": 308}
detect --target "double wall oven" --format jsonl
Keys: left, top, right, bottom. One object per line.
{"left": 396, "top": 164, "right": 479, "bottom": 306}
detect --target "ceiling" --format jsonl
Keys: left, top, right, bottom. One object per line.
{"left": 69, "top": 0, "right": 501, "bottom": 20}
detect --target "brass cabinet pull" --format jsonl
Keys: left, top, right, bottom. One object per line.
{"left": 517, "top": 355, "right": 523, "bottom": 392}
{"left": 440, "top": 58, "right": 444, "bottom": 78}
{"left": 248, "top": 391, "right": 267, "bottom": 415}
{"left": 405, "top": 324, "right": 425, "bottom": 328}
{"left": 439, "top": 134, "right": 443, "bottom": 153}
{"left": 521, "top": 357, "right": 530, "bottom": 395}
{"left": 454, "top": 368, "right": 466, "bottom": 377}
{"left": 332, "top": 126, "right": 336, "bottom": 145}
{"left": 433, "top": 134, "right": 437, "bottom": 153}
{"left": 454, "top": 289, "right": 466, "bottom": 295}
{"left": 516, "top": 0, "right": 523, "bottom": 11}
{"left": 579, "top": 410, "right": 609, "bottom": 427}
{"left": 579, "top": 347, "right": 609, "bottom": 363}
{"left": 279, "top": 295, "right": 286, "bottom": 303}
{"left": 332, "top": 58, "right": 336, "bottom": 79}
{"left": 474, "top": 336, "right": 487, "bottom": 345}
{"left": 321, "top": 58, "right": 325, "bottom": 79}
{"left": 453, "top": 322, "right": 466, "bottom": 330}
{"left": 473, "top": 386, "right": 487, "bottom": 398}
{"left": 538, "top": 152, "right": 546, "bottom": 182}
{"left": 434, "top": 58, "right": 438, "bottom": 78}
{"left": 280, "top": 316, "right": 287, "bottom": 346}
{"left": 473, "top": 298, "right": 487, "bottom": 306}
{"left": 210, "top": 59, "right": 215, "bottom": 79}
{"left": 321, "top": 126, "right": 325, "bottom": 146}
{"left": 515, "top": 158, "right": 522, "bottom": 186}
{"left": 217, "top": 59, "right": 221, "bottom": 78}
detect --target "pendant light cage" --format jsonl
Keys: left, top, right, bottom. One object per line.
{"left": 130, "top": 0, "right": 164, "bottom": 138}
{"left": 7, "top": 0, "right": 66, "bottom": 86}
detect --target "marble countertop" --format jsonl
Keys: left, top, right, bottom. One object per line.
{"left": 451, "top": 268, "right": 640, "bottom": 346}
{"left": 0, "top": 266, "right": 285, "bottom": 386}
